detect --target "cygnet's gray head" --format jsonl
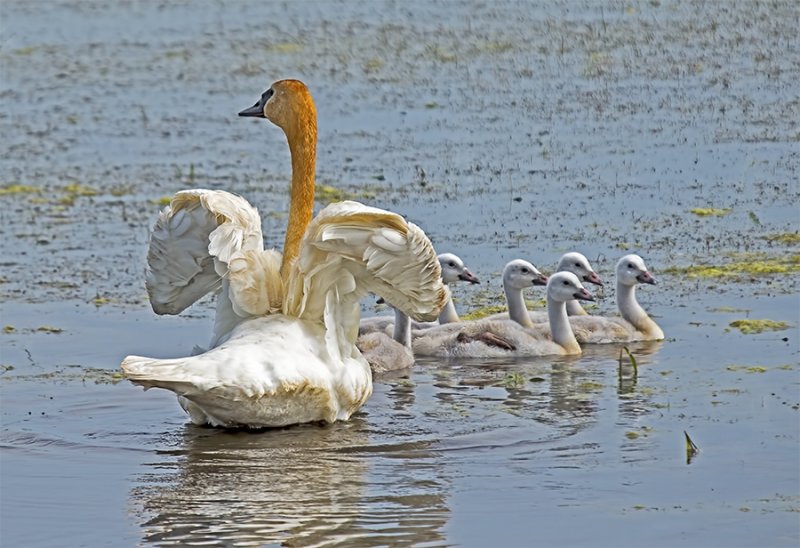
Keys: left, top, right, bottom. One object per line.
{"left": 547, "top": 271, "right": 595, "bottom": 303}
{"left": 616, "top": 254, "right": 656, "bottom": 286}
{"left": 503, "top": 259, "right": 548, "bottom": 290}
{"left": 438, "top": 253, "right": 480, "bottom": 285}
{"left": 557, "top": 252, "right": 603, "bottom": 286}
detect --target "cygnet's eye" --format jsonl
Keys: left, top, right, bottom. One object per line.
{"left": 521, "top": 268, "right": 529, "bottom": 273}
{"left": 449, "top": 261, "right": 456, "bottom": 267}
{"left": 575, "top": 262, "right": 581, "bottom": 268}
{"left": 628, "top": 263, "right": 635, "bottom": 269}
{"left": 563, "top": 280, "right": 570, "bottom": 286}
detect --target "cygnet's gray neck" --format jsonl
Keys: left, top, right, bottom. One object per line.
{"left": 565, "top": 299, "right": 587, "bottom": 316}
{"left": 438, "top": 299, "right": 460, "bottom": 324}
{"left": 506, "top": 284, "right": 533, "bottom": 328}
{"left": 393, "top": 308, "right": 412, "bottom": 347}
{"left": 547, "top": 295, "right": 581, "bottom": 354}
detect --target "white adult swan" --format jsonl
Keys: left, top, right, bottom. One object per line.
{"left": 358, "top": 252, "right": 479, "bottom": 336}
{"left": 411, "top": 272, "right": 594, "bottom": 358}
{"left": 569, "top": 254, "right": 664, "bottom": 343}
{"left": 121, "top": 80, "right": 448, "bottom": 428}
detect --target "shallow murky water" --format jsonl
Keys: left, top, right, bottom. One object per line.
{"left": 1, "top": 0, "right": 798, "bottom": 546}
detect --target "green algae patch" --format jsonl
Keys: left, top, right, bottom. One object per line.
{"left": 315, "top": 184, "right": 377, "bottom": 205}
{"left": 708, "top": 306, "right": 751, "bottom": 314}
{"left": 728, "top": 319, "right": 790, "bottom": 334}
{"left": 689, "top": 207, "right": 732, "bottom": 217}
{"left": 461, "top": 305, "right": 508, "bottom": 321}
{"left": 762, "top": 232, "right": 800, "bottom": 245}
{"left": 62, "top": 183, "right": 98, "bottom": 197}
{"left": 665, "top": 253, "right": 800, "bottom": 279}
{"left": 3, "top": 325, "right": 16, "bottom": 334}
{"left": 36, "top": 326, "right": 64, "bottom": 334}
{"left": 726, "top": 365, "right": 768, "bottom": 373}
{"left": 0, "top": 184, "right": 42, "bottom": 196}
{"left": 151, "top": 196, "right": 173, "bottom": 207}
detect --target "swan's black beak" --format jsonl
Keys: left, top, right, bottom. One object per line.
{"left": 574, "top": 288, "right": 595, "bottom": 301}
{"left": 459, "top": 269, "right": 480, "bottom": 284}
{"left": 239, "top": 101, "right": 265, "bottom": 118}
{"left": 637, "top": 271, "right": 656, "bottom": 285}
{"left": 533, "top": 273, "right": 549, "bottom": 286}
{"left": 584, "top": 271, "right": 603, "bottom": 286}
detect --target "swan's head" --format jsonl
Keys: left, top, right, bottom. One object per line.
{"left": 437, "top": 253, "right": 480, "bottom": 285}
{"left": 503, "top": 259, "right": 548, "bottom": 291}
{"left": 557, "top": 252, "right": 603, "bottom": 286}
{"left": 548, "top": 271, "right": 595, "bottom": 303}
{"left": 617, "top": 254, "right": 656, "bottom": 286}
{"left": 239, "top": 79, "right": 317, "bottom": 135}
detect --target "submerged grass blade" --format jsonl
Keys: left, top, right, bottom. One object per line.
{"left": 685, "top": 430, "right": 700, "bottom": 464}
{"left": 619, "top": 346, "right": 638, "bottom": 376}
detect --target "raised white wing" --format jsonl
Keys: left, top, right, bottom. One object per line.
{"left": 145, "top": 189, "right": 280, "bottom": 320}
{"left": 283, "top": 201, "right": 449, "bottom": 350}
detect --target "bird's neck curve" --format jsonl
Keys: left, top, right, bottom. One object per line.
{"left": 506, "top": 283, "right": 533, "bottom": 328}
{"left": 281, "top": 107, "right": 317, "bottom": 279}
{"left": 565, "top": 299, "right": 587, "bottom": 316}
{"left": 548, "top": 295, "right": 581, "bottom": 354}
{"left": 617, "top": 280, "right": 663, "bottom": 339}
{"left": 438, "top": 298, "right": 460, "bottom": 324}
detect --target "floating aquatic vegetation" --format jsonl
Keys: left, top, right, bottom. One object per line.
{"left": 502, "top": 372, "right": 526, "bottom": 389}
{"left": 761, "top": 232, "right": 800, "bottom": 245}
{"left": 461, "top": 305, "right": 507, "bottom": 321}
{"left": 3, "top": 325, "right": 15, "bottom": 334}
{"left": 36, "top": 326, "right": 64, "bottom": 334}
{"left": 689, "top": 207, "right": 732, "bottom": 216}
{"left": 0, "top": 184, "right": 41, "bottom": 196}
{"left": 728, "top": 319, "right": 790, "bottom": 334}
{"left": 151, "top": 196, "right": 173, "bottom": 206}
{"left": 665, "top": 253, "right": 800, "bottom": 279}
{"left": 707, "top": 306, "right": 751, "bottom": 313}
{"left": 62, "top": 183, "right": 98, "bottom": 197}
{"left": 726, "top": 365, "right": 768, "bottom": 373}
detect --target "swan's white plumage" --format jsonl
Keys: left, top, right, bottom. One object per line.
{"left": 358, "top": 252, "right": 477, "bottom": 336}
{"left": 123, "top": 201, "right": 447, "bottom": 428}
{"left": 122, "top": 80, "right": 448, "bottom": 428}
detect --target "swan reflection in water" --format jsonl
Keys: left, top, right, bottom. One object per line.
{"left": 132, "top": 416, "right": 450, "bottom": 546}
{"left": 131, "top": 341, "right": 664, "bottom": 545}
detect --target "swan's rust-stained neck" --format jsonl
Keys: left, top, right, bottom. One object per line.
{"left": 280, "top": 88, "right": 317, "bottom": 279}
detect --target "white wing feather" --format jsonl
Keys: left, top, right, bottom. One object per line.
{"left": 145, "top": 189, "right": 281, "bottom": 323}
{"left": 284, "top": 200, "right": 449, "bottom": 345}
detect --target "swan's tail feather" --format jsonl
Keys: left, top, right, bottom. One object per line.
{"left": 120, "top": 355, "right": 204, "bottom": 395}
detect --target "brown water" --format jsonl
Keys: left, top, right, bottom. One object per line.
{"left": 1, "top": 0, "right": 798, "bottom": 546}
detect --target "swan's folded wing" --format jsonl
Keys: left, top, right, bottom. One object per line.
{"left": 284, "top": 201, "right": 449, "bottom": 342}
{"left": 145, "top": 189, "right": 273, "bottom": 315}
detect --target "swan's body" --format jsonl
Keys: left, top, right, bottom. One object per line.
{"left": 358, "top": 252, "right": 479, "bottom": 336}
{"left": 569, "top": 254, "right": 664, "bottom": 344}
{"left": 412, "top": 272, "right": 594, "bottom": 358}
{"left": 121, "top": 80, "right": 447, "bottom": 428}
{"left": 357, "top": 308, "right": 414, "bottom": 375}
